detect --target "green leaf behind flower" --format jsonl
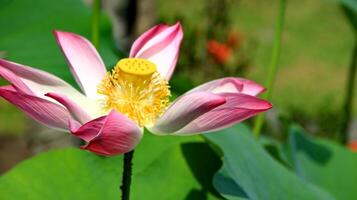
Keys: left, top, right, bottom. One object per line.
{"left": 284, "top": 125, "right": 357, "bottom": 200}
{"left": 205, "top": 124, "right": 334, "bottom": 200}
{"left": 0, "top": 132, "right": 221, "bottom": 200}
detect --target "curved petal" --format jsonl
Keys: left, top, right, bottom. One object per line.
{"left": 129, "top": 24, "right": 169, "bottom": 57}
{"left": 173, "top": 93, "right": 272, "bottom": 135}
{"left": 46, "top": 92, "right": 92, "bottom": 124}
{"left": 69, "top": 117, "right": 105, "bottom": 142}
{"left": 0, "top": 88, "right": 72, "bottom": 131}
{"left": 239, "top": 79, "right": 266, "bottom": 96}
{"left": 0, "top": 59, "right": 101, "bottom": 118}
{"left": 0, "top": 63, "right": 33, "bottom": 94}
{"left": 148, "top": 92, "right": 226, "bottom": 135}
{"left": 0, "top": 85, "right": 16, "bottom": 92}
{"left": 188, "top": 77, "right": 266, "bottom": 96}
{"left": 53, "top": 30, "right": 107, "bottom": 98}
{"left": 70, "top": 110, "right": 143, "bottom": 156}
{"left": 130, "top": 22, "right": 183, "bottom": 80}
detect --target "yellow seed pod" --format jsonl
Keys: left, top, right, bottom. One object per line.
{"left": 116, "top": 58, "right": 156, "bottom": 76}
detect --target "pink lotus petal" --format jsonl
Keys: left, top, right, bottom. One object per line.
{"left": 70, "top": 110, "right": 143, "bottom": 156}
{"left": 0, "top": 59, "right": 89, "bottom": 105}
{"left": 149, "top": 92, "right": 226, "bottom": 135}
{"left": 129, "top": 24, "right": 169, "bottom": 57}
{"left": 239, "top": 79, "right": 266, "bottom": 96}
{"left": 188, "top": 77, "right": 266, "bottom": 96}
{"left": 54, "top": 31, "right": 107, "bottom": 98}
{"left": 0, "top": 88, "right": 72, "bottom": 131}
{"left": 69, "top": 116, "right": 106, "bottom": 142}
{"left": 0, "top": 85, "right": 16, "bottom": 92}
{"left": 68, "top": 119, "right": 82, "bottom": 133}
{"left": 0, "top": 63, "right": 33, "bottom": 94}
{"left": 174, "top": 93, "right": 272, "bottom": 135}
{"left": 46, "top": 92, "right": 92, "bottom": 124}
{"left": 130, "top": 22, "right": 183, "bottom": 80}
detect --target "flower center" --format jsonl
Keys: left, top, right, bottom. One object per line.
{"left": 97, "top": 58, "right": 171, "bottom": 127}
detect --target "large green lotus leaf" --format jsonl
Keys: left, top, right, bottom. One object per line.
{"left": 205, "top": 124, "right": 334, "bottom": 200}
{"left": 131, "top": 131, "right": 221, "bottom": 200}
{"left": 212, "top": 164, "right": 248, "bottom": 200}
{"left": 0, "top": 0, "right": 118, "bottom": 85}
{"left": 284, "top": 126, "right": 357, "bottom": 200}
{"left": 0, "top": 132, "right": 221, "bottom": 200}
{"left": 0, "top": 148, "right": 122, "bottom": 199}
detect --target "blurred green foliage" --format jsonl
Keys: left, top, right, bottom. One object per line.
{"left": 0, "top": 0, "right": 118, "bottom": 135}
{"left": 156, "top": 0, "right": 357, "bottom": 137}
{"left": 0, "top": 0, "right": 117, "bottom": 82}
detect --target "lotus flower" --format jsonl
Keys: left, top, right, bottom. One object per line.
{"left": 0, "top": 22, "right": 272, "bottom": 156}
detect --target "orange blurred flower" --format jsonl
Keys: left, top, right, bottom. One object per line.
{"left": 206, "top": 29, "right": 245, "bottom": 65}
{"left": 207, "top": 40, "right": 232, "bottom": 65}
{"left": 348, "top": 141, "right": 357, "bottom": 152}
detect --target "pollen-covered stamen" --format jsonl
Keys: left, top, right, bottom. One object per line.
{"left": 97, "top": 58, "right": 171, "bottom": 127}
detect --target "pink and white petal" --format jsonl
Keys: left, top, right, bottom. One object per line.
{"left": 148, "top": 92, "right": 226, "bottom": 135}
{"left": 0, "top": 85, "right": 16, "bottom": 92}
{"left": 238, "top": 79, "right": 266, "bottom": 96}
{"left": 129, "top": 24, "right": 170, "bottom": 57}
{"left": 54, "top": 31, "right": 107, "bottom": 98}
{"left": 0, "top": 88, "right": 72, "bottom": 131}
{"left": 173, "top": 93, "right": 272, "bottom": 135}
{"left": 0, "top": 59, "right": 91, "bottom": 108}
{"left": 68, "top": 119, "right": 82, "bottom": 134}
{"left": 130, "top": 22, "right": 183, "bottom": 80}
{"left": 46, "top": 92, "right": 92, "bottom": 124}
{"left": 187, "top": 77, "right": 266, "bottom": 96}
{"left": 70, "top": 110, "right": 143, "bottom": 156}
{"left": 0, "top": 64, "right": 33, "bottom": 94}
{"left": 69, "top": 116, "right": 107, "bottom": 142}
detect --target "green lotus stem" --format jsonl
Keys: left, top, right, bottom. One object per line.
{"left": 121, "top": 150, "right": 134, "bottom": 200}
{"left": 253, "top": 0, "right": 287, "bottom": 137}
{"left": 91, "top": 0, "right": 101, "bottom": 48}
{"left": 339, "top": 38, "right": 357, "bottom": 144}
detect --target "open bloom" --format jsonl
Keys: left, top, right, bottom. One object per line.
{"left": 0, "top": 22, "right": 272, "bottom": 156}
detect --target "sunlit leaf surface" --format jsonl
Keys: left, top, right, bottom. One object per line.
{"left": 0, "top": 132, "right": 220, "bottom": 200}
{"left": 284, "top": 126, "right": 357, "bottom": 200}
{"left": 205, "top": 124, "right": 333, "bottom": 200}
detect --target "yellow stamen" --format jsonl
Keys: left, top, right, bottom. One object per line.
{"left": 97, "top": 58, "right": 170, "bottom": 127}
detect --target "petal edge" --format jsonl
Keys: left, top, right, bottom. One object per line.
{"left": 53, "top": 30, "right": 107, "bottom": 98}
{"left": 71, "top": 110, "right": 143, "bottom": 156}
